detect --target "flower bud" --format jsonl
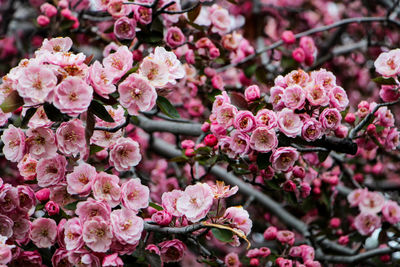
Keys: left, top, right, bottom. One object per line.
{"left": 45, "top": 201, "right": 60, "bottom": 216}
{"left": 263, "top": 226, "right": 277, "bottom": 240}
{"left": 152, "top": 210, "right": 173, "bottom": 226}
{"left": 35, "top": 188, "right": 50, "bottom": 202}
{"left": 282, "top": 30, "right": 296, "bottom": 44}
{"left": 37, "top": 15, "right": 50, "bottom": 27}
{"left": 204, "top": 134, "right": 218, "bottom": 147}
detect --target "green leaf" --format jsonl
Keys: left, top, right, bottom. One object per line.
{"left": 156, "top": 96, "right": 180, "bottom": 119}
{"left": 64, "top": 201, "right": 79, "bottom": 210}
{"left": 256, "top": 153, "right": 271, "bottom": 170}
{"left": 90, "top": 145, "right": 104, "bottom": 155}
{"left": 195, "top": 146, "right": 212, "bottom": 155}
{"left": 21, "top": 107, "right": 37, "bottom": 128}
{"left": 89, "top": 100, "right": 115, "bottom": 122}
{"left": 188, "top": 3, "right": 202, "bottom": 22}
{"left": 43, "top": 102, "right": 64, "bottom": 122}
{"left": 169, "top": 156, "right": 189, "bottom": 163}
{"left": 149, "top": 202, "right": 163, "bottom": 211}
{"left": 372, "top": 76, "right": 397, "bottom": 85}
{"left": 0, "top": 91, "right": 24, "bottom": 113}
{"left": 244, "top": 64, "right": 257, "bottom": 78}
{"left": 212, "top": 228, "right": 234, "bottom": 242}
{"left": 375, "top": 125, "right": 386, "bottom": 133}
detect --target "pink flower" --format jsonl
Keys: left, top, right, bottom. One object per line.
{"left": 176, "top": 183, "right": 213, "bottom": 222}
{"left": 56, "top": 119, "right": 86, "bottom": 156}
{"left": 109, "top": 137, "right": 141, "bottom": 171}
{"left": 379, "top": 85, "right": 400, "bottom": 102}
{"left": 277, "top": 108, "right": 303, "bottom": 138}
{"left": 230, "top": 130, "right": 250, "bottom": 156}
{"left": 36, "top": 154, "right": 67, "bottom": 187}
{"left": 139, "top": 57, "right": 169, "bottom": 88}
{"left": 111, "top": 208, "right": 144, "bottom": 245}
{"left": 216, "top": 103, "right": 238, "bottom": 128}
{"left": 30, "top": 218, "right": 57, "bottom": 248}
{"left": 210, "top": 6, "right": 231, "bottom": 35}
{"left": 319, "top": 108, "right": 341, "bottom": 130}
{"left": 285, "top": 69, "right": 309, "bottom": 87}
{"left": 118, "top": 73, "right": 157, "bottom": 115}
{"left": 103, "top": 45, "right": 133, "bottom": 82}
{"left": 224, "top": 206, "right": 252, "bottom": 235}
{"left": 282, "top": 84, "right": 306, "bottom": 110}
{"left": 245, "top": 85, "right": 261, "bottom": 102}
{"left": 250, "top": 126, "right": 278, "bottom": 152}
{"left": 162, "top": 189, "right": 184, "bottom": 217}
{"left": 152, "top": 47, "right": 185, "bottom": 84}
{"left": 374, "top": 49, "right": 400, "bottom": 77}
{"left": 263, "top": 226, "right": 277, "bottom": 240}
{"left": 212, "top": 91, "right": 230, "bottom": 112}
{"left": 37, "top": 15, "right": 50, "bottom": 27}
{"left": 152, "top": 210, "right": 173, "bottom": 226}
{"left": 301, "top": 119, "right": 323, "bottom": 142}
{"left": 17, "top": 154, "right": 37, "bottom": 180}
{"left": 225, "top": 252, "right": 240, "bottom": 267}
{"left": 26, "top": 127, "right": 57, "bottom": 159}
{"left": 306, "top": 84, "right": 329, "bottom": 106}
{"left": 1, "top": 125, "right": 25, "bottom": 162}
{"left": 63, "top": 218, "right": 84, "bottom": 250}
{"left": 0, "top": 215, "right": 13, "bottom": 239}
{"left": 36, "top": 188, "right": 50, "bottom": 202}
{"left": 40, "top": 37, "right": 73, "bottom": 53}
{"left": 107, "top": 0, "right": 131, "bottom": 18}
{"left": 66, "top": 162, "right": 97, "bottom": 196}
{"left": 0, "top": 184, "right": 19, "bottom": 213}
{"left": 270, "top": 86, "right": 285, "bottom": 110}
{"left": 165, "top": 26, "right": 186, "bottom": 48}
{"left": 0, "top": 242, "right": 12, "bottom": 265}
{"left": 329, "top": 86, "right": 349, "bottom": 111}
{"left": 347, "top": 188, "right": 368, "bottom": 207}
{"left": 270, "top": 147, "right": 299, "bottom": 172}
{"left": 292, "top": 47, "right": 305, "bottom": 63}
{"left": 255, "top": 109, "right": 278, "bottom": 129}
{"left": 28, "top": 106, "right": 53, "bottom": 129}
{"left": 114, "top": 17, "right": 136, "bottom": 40}
{"left": 382, "top": 200, "right": 400, "bottom": 224}
{"left": 234, "top": 111, "right": 256, "bottom": 133}
{"left": 210, "top": 181, "right": 238, "bottom": 199}
{"left": 82, "top": 216, "right": 113, "bottom": 252}
{"left": 276, "top": 230, "right": 295, "bottom": 246}
{"left": 103, "top": 253, "right": 124, "bottom": 267}
{"left": 76, "top": 198, "right": 111, "bottom": 222}
{"left": 133, "top": 5, "right": 152, "bottom": 24}
{"left": 121, "top": 178, "right": 149, "bottom": 212}
{"left": 282, "top": 30, "right": 296, "bottom": 44}
{"left": 45, "top": 201, "right": 60, "bottom": 216}
{"left": 354, "top": 212, "right": 381, "bottom": 236}
{"left": 40, "top": 3, "right": 58, "bottom": 17}
{"left": 159, "top": 239, "right": 186, "bottom": 263}
{"left": 53, "top": 76, "right": 93, "bottom": 117}
{"left": 358, "top": 192, "right": 385, "bottom": 214}
{"left": 92, "top": 172, "right": 121, "bottom": 207}
{"left": 68, "top": 250, "right": 101, "bottom": 266}
{"left": 300, "top": 244, "right": 315, "bottom": 262}
{"left": 89, "top": 61, "right": 116, "bottom": 98}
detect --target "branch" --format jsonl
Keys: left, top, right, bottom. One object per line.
{"left": 93, "top": 115, "right": 131, "bottom": 133}
{"left": 136, "top": 115, "right": 202, "bottom": 136}
{"left": 317, "top": 247, "right": 399, "bottom": 263}
{"left": 161, "top": 1, "right": 200, "bottom": 15}
{"left": 216, "top": 16, "right": 400, "bottom": 72}
{"left": 144, "top": 221, "right": 206, "bottom": 234}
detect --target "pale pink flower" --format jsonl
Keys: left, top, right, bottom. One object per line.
{"left": 111, "top": 208, "right": 144, "bottom": 245}
{"left": 133, "top": 5, "right": 152, "bottom": 25}
{"left": 114, "top": 17, "right": 136, "bottom": 40}
{"left": 285, "top": 69, "right": 309, "bottom": 87}
{"left": 159, "top": 239, "right": 187, "bottom": 263}
{"left": 92, "top": 172, "right": 121, "bottom": 208}
{"left": 103, "top": 253, "right": 124, "bottom": 267}
{"left": 270, "top": 86, "right": 285, "bottom": 110}
{"left": 233, "top": 111, "right": 256, "bottom": 133}
{"left": 212, "top": 91, "right": 230, "bottom": 112}
{"left": 244, "top": 85, "right": 261, "bottom": 102}
{"left": 374, "top": 49, "right": 400, "bottom": 77}
{"left": 210, "top": 181, "right": 238, "bottom": 199}
{"left": 0, "top": 242, "right": 12, "bottom": 265}
{"left": 17, "top": 154, "right": 37, "bottom": 180}
{"left": 276, "top": 230, "right": 295, "bottom": 246}
{"left": 250, "top": 126, "right": 278, "bottom": 152}
{"left": 319, "top": 108, "right": 341, "bottom": 130}
{"left": 165, "top": 26, "right": 186, "bottom": 48}
{"left": 310, "top": 69, "right": 336, "bottom": 90}
{"left": 329, "top": 86, "right": 349, "bottom": 111}
{"left": 64, "top": 218, "right": 84, "bottom": 250}
{"left": 118, "top": 73, "right": 157, "bottom": 115}
{"left": 0, "top": 184, "right": 19, "bottom": 213}
{"left": 225, "top": 252, "right": 240, "bottom": 267}
{"left": 385, "top": 128, "right": 400, "bottom": 150}
{"left": 162, "top": 189, "right": 184, "bottom": 217}
{"left": 270, "top": 147, "right": 299, "bottom": 172}
{"left": 347, "top": 188, "right": 368, "bottom": 207}
{"left": 109, "top": 137, "right": 142, "bottom": 171}
{"left": 45, "top": 51, "right": 86, "bottom": 67}
{"left": 230, "top": 130, "right": 250, "bottom": 156}
{"left": 255, "top": 109, "right": 278, "bottom": 129}
{"left": 82, "top": 216, "right": 113, "bottom": 252}
{"left": 36, "top": 154, "right": 67, "bottom": 187}
{"left": 359, "top": 192, "right": 385, "bottom": 214}
{"left": 153, "top": 46, "right": 185, "bottom": 83}
{"left": 301, "top": 118, "right": 323, "bottom": 142}
{"left": 89, "top": 61, "right": 116, "bottom": 98}
{"left": 103, "top": 45, "right": 133, "bottom": 82}
{"left": 56, "top": 119, "right": 86, "bottom": 156}
{"left": 224, "top": 206, "right": 252, "bottom": 235}
{"left": 107, "top": 0, "right": 131, "bottom": 18}
{"left": 216, "top": 103, "right": 238, "bottom": 128}
{"left": 93, "top": 0, "right": 111, "bottom": 11}
{"left": 76, "top": 198, "right": 111, "bottom": 222}
{"left": 68, "top": 249, "right": 101, "bottom": 267}
{"left": 210, "top": 6, "right": 231, "bottom": 35}
{"left": 382, "top": 200, "right": 400, "bottom": 224}
{"left": 17, "top": 185, "right": 36, "bottom": 213}
{"left": 66, "top": 162, "right": 97, "bottom": 196}
{"left": 28, "top": 106, "right": 53, "bottom": 128}
{"left": 306, "top": 83, "right": 329, "bottom": 106}
{"left": 53, "top": 76, "right": 93, "bottom": 117}
{"left": 354, "top": 212, "right": 381, "bottom": 236}
{"left": 282, "top": 85, "right": 306, "bottom": 110}
{"left": 121, "top": 178, "right": 149, "bottom": 212}
{"left": 277, "top": 108, "right": 303, "bottom": 137}
{"left": 39, "top": 37, "right": 73, "bottom": 53}
{"left": 176, "top": 183, "right": 213, "bottom": 222}
{"left": 26, "top": 127, "right": 57, "bottom": 159}
{"left": 30, "top": 218, "right": 57, "bottom": 248}
{"left": 1, "top": 125, "right": 25, "bottom": 162}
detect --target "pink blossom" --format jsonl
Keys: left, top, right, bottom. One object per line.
{"left": 354, "top": 212, "right": 381, "bottom": 236}
{"left": 28, "top": 106, "right": 53, "bottom": 128}
{"left": 224, "top": 206, "right": 252, "bottom": 235}
{"left": 285, "top": 69, "right": 309, "bottom": 87}
{"left": 234, "top": 110, "right": 256, "bottom": 133}
{"left": 121, "top": 178, "right": 149, "bottom": 212}
{"left": 66, "top": 162, "right": 97, "bottom": 196}
{"left": 374, "top": 49, "right": 400, "bottom": 77}
{"left": 379, "top": 85, "right": 400, "bottom": 102}
{"left": 359, "top": 192, "right": 385, "bottom": 214}
{"left": 165, "top": 26, "right": 186, "bottom": 48}
{"left": 270, "top": 147, "right": 299, "bottom": 172}
{"left": 103, "top": 253, "right": 124, "bottom": 267}
{"left": 0, "top": 184, "right": 19, "bottom": 213}
{"left": 311, "top": 69, "right": 336, "bottom": 90}
{"left": 382, "top": 200, "right": 400, "bottom": 224}
{"left": 282, "top": 84, "right": 306, "bottom": 110}
{"left": 250, "top": 126, "right": 278, "bottom": 152}
{"left": 56, "top": 119, "right": 86, "bottom": 156}
{"left": 210, "top": 6, "right": 231, "bottom": 35}
{"left": 0, "top": 215, "right": 13, "bottom": 239}
{"left": 76, "top": 198, "right": 111, "bottom": 222}
{"left": 92, "top": 172, "right": 121, "bottom": 207}
{"left": 40, "top": 3, "right": 58, "bottom": 17}
{"left": 68, "top": 249, "right": 101, "bottom": 266}
{"left": 30, "top": 218, "right": 57, "bottom": 248}
{"left": 17, "top": 154, "right": 37, "bottom": 180}
{"left": 37, "top": 15, "right": 50, "bottom": 27}
{"left": 282, "top": 30, "right": 296, "bottom": 44}
{"left": 53, "top": 76, "right": 93, "bottom": 117}
{"left": 159, "top": 239, "right": 186, "bottom": 263}
{"left": 83, "top": 216, "right": 113, "bottom": 252}
{"left": 36, "top": 154, "right": 67, "bottom": 187}
{"left": 36, "top": 188, "right": 50, "bottom": 202}
{"left": 109, "top": 137, "right": 141, "bottom": 171}
{"left": 276, "top": 230, "right": 295, "bottom": 246}
{"left": 212, "top": 91, "right": 230, "bottom": 112}
{"left": 306, "top": 84, "right": 329, "bottom": 106}
{"left": 270, "top": 86, "right": 285, "bottom": 110}
{"left": 45, "top": 200, "right": 60, "bottom": 216}
{"left": 89, "top": 61, "right": 116, "bottom": 98}
{"left": 152, "top": 47, "right": 185, "bottom": 84}
{"left": 347, "top": 188, "right": 368, "bottom": 207}
{"left": 118, "top": 73, "right": 157, "bottom": 115}
{"left": 263, "top": 226, "right": 277, "bottom": 240}
{"left": 63, "top": 218, "right": 84, "bottom": 250}
{"left": 133, "top": 6, "right": 152, "bottom": 24}
{"left": 39, "top": 37, "right": 73, "bottom": 53}
{"left": 26, "top": 127, "right": 57, "bottom": 159}
{"left": 301, "top": 118, "right": 323, "bottom": 142}
{"left": 216, "top": 103, "right": 238, "bottom": 128}
{"left": 230, "top": 130, "right": 250, "bottom": 156}
{"left": 255, "top": 109, "right": 278, "bottom": 129}
{"left": 176, "top": 183, "right": 213, "bottom": 222}
{"left": 114, "top": 17, "right": 136, "bottom": 40}
{"left": 1, "top": 125, "right": 25, "bottom": 162}
{"left": 103, "top": 45, "right": 133, "bottom": 82}
{"left": 107, "top": 0, "right": 131, "bottom": 18}
{"left": 300, "top": 244, "right": 315, "bottom": 262}
{"left": 245, "top": 85, "right": 261, "bottom": 102}
{"left": 329, "top": 86, "right": 349, "bottom": 111}
{"left": 210, "top": 181, "right": 238, "bottom": 199}
{"left": 152, "top": 210, "right": 173, "bottom": 226}
{"left": 111, "top": 208, "right": 144, "bottom": 245}
{"left": 225, "top": 252, "right": 240, "bottom": 267}
{"left": 162, "top": 189, "right": 184, "bottom": 217}
{"left": 319, "top": 108, "right": 341, "bottom": 130}
{"left": 277, "top": 108, "right": 303, "bottom": 137}
{"left": 385, "top": 128, "right": 400, "bottom": 150}
{"left": 292, "top": 47, "right": 305, "bottom": 63}
{"left": 0, "top": 236, "right": 13, "bottom": 265}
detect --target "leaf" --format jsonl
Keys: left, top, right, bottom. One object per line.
{"left": 230, "top": 92, "right": 248, "bottom": 109}
{"left": 43, "top": 102, "right": 64, "bottom": 122}
{"left": 64, "top": 201, "right": 79, "bottom": 210}
{"left": 21, "top": 107, "right": 37, "bottom": 128}
{"left": 188, "top": 3, "right": 202, "bottom": 22}
{"left": 169, "top": 156, "right": 189, "bottom": 163}
{"left": 149, "top": 202, "right": 163, "bottom": 211}
{"left": 84, "top": 54, "right": 94, "bottom": 65}
{"left": 256, "top": 153, "right": 270, "bottom": 170}
{"left": 90, "top": 145, "right": 104, "bottom": 155}
{"left": 372, "top": 76, "right": 397, "bottom": 85}
{"left": 145, "top": 253, "right": 162, "bottom": 267}
{"left": 156, "top": 96, "right": 180, "bottom": 119}
{"left": 211, "top": 228, "right": 234, "bottom": 243}
{"left": 244, "top": 64, "right": 257, "bottom": 78}
{"left": 0, "top": 91, "right": 24, "bottom": 113}
{"left": 195, "top": 146, "right": 212, "bottom": 155}
{"left": 89, "top": 100, "right": 115, "bottom": 122}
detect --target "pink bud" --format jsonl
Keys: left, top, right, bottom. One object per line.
{"left": 329, "top": 218, "right": 341, "bottom": 228}
{"left": 146, "top": 244, "right": 160, "bottom": 255}
{"left": 58, "top": 0, "right": 69, "bottom": 9}
{"left": 40, "top": 3, "right": 58, "bottom": 18}
{"left": 282, "top": 30, "right": 296, "bottom": 44}
{"left": 60, "top": 9, "right": 73, "bottom": 20}
{"left": 366, "top": 124, "right": 376, "bottom": 135}
{"left": 132, "top": 50, "right": 143, "bottom": 61}
{"left": 345, "top": 113, "right": 356, "bottom": 124}
{"left": 185, "top": 49, "right": 195, "bottom": 65}
{"left": 151, "top": 210, "right": 173, "bottom": 226}
{"left": 338, "top": 235, "right": 349, "bottom": 245}
{"left": 209, "top": 46, "right": 220, "bottom": 59}
{"left": 250, "top": 258, "right": 259, "bottom": 266}
{"left": 201, "top": 122, "right": 210, "bottom": 132}
{"left": 292, "top": 47, "right": 305, "bottom": 63}
{"left": 45, "top": 201, "right": 60, "bottom": 216}
{"left": 263, "top": 226, "right": 277, "bottom": 240}
{"left": 354, "top": 173, "right": 364, "bottom": 183}
{"left": 185, "top": 148, "right": 195, "bottom": 157}
{"left": 204, "top": 134, "right": 218, "bottom": 147}
{"left": 244, "top": 85, "right": 261, "bottom": 102}
{"left": 37, "top": 15, "right": 50, "bottom": 27}
{"left": 283, "top": 180, "right": 296, "bottom": 192}
{"left": 36, "top": 188, "right": 50, "bottom": 202}
{"left": 292, "top": 166, "right": 306, "bottom": 179}
{"left": 181, "top": 140, "right": 195, "bottom": 149}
